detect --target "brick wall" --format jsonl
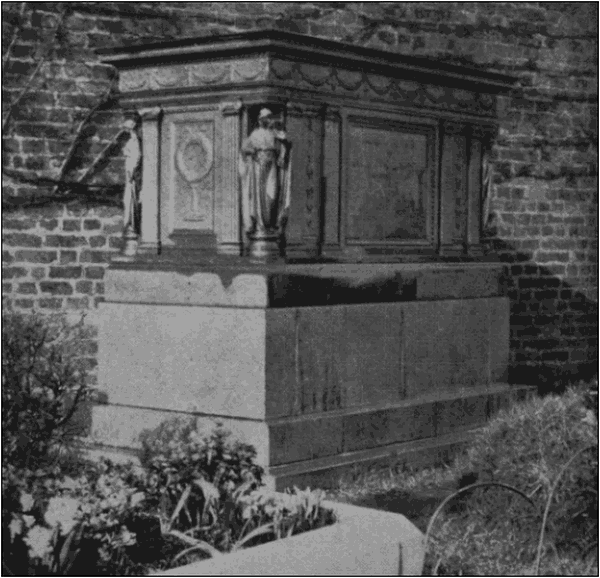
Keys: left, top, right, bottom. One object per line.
{"left": 2, "top": 2, "right": 598, "bottom": 390}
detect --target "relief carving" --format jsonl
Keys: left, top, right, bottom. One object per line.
{"left": 231, "top": 57, "right": 269, "bottom": 81}
{"left": 188, "top": 62, "right": 230, "bottom": 85}
{"left": 175, "top": 124, "right": 214, "bottom": 222}
{"left": 119, "top": 56, "right": 495, "bottom": 116}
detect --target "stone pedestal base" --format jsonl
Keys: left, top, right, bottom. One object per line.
{"left": 90, "top": 260, "right": 534, "bottom": 488}
{"left": 247, "top": 235, "right": 284, "bottom": 262}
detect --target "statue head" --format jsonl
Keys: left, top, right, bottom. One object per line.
{"left": 123, "top": 119, "right": 137, "bottom": 131}
{"left": 258, "top": 108, "right": 273, "bottom": 127}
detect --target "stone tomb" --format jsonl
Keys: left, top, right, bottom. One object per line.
{"left": 92, "top": 32, "right": 533, "bottom": 488}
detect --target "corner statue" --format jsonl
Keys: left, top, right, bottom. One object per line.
{"left": 239, "top": 108, "right": 292, "bottom": 259}
{"left": 120, "top": 118, "right": 142, "bottom": 258}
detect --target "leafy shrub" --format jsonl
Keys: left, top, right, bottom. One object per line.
{"left": 3, "top": 416, "right": 335, "bottom": 575}
{"left": 139, "top": 417, "right": 264, "bottom": 495}
{"left": 138, "top": 417, "right": 334, "bottom": 570}
{"left": 2, "top": 459, "right": 149, "bottom": 576}
{"left": 2, "top": 312, "right": 90, "bottom": 469}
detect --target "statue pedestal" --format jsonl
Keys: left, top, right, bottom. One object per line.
{"left": 90, "top": 258, "right": 534, "bottom": 488}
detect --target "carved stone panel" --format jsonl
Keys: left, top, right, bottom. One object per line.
{"left": 346, "top": 118, "right": 432, "bottom": 244}
{"left": 440, "top": 126, "right": 468, "bottom": 250}
{"left": 285, "top": 112, "right": 321, "bottom": 250}
{"left": 323, "top": 116, "right": 341, "bottom": 247}
{"left": 119, "top": 56, "right": 270, "bottom": 93}
{"left": 172, "top": 120, "right": 215, "bottom": 230}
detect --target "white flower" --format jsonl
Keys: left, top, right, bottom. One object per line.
{"left": 24, "top": 525, "right": 54, "bottom": 559}
{"left": 130, "top": 492, "right": 145, "bottom": 507}
{"left": 9, "top": 517, "right": 23, "bottom": 540}
{"left": 23, "top": 515, "right": 36, "bottom": 528}
{"left": 19, "top": 492, "right": 35, "bottom": 512}
{"left": 119, "top": 526, "right": 137, "bottom": 546}
{"left": 44, "top": 497, "right": 79, "bottom": 534}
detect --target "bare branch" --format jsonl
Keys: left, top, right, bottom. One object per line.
{"left": 2, "top": 4, "right": 72, "bottom": 134}
{"left": 53, "top": 84, "right": 117, "bottom": 193}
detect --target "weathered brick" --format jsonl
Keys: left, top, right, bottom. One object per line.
{"left": 2, "top": 251, "right": 14, "bottom": 263}
{"left": 31, "top": 267, "right": 46, "bottom": 280}
{"left": 85, "top": 266, "right": 105, "bottom": 279}
{"left": 108, "top": 237, "right": 122, "bottom": 249}
{"left": 17, "top": 283, "right": 37, "bottom": 295}
{"left": 66, "top": 297, "right": 90, "bottom": 309}
{"left": 2, "top": 283, "right": 13, "bottom": 293}
{"left": 40, "top": 281, "right": 73, "bottom": 295}
{"left": 39, "top": 297, "right": 63, "bottom": 309}
{"left": 102, "top": 223, "right": 123, "bottom": 234}
{"left": 45, "top": 235, "right": 87, "bottom": 248}
{"left": 75, "top": 280, "right": 93, "bottom": 294}
{"left": 84, "top": 219, "right": 102, "bottom": 230}
{"left": 15, "top": 250, "right": 57, "bottom": 263}
{"left": 14, "top": 299, "right": 34, "bottom": 309}
{"left": 2, "top": 218, "right": 35, "bottom": 230}
{"left": 60, "top": 250, "right": 78, "bottom": 264}
{"left": 89, "top": 235, "right": 106, "bottom": 248}
{"left": 62, "top": 219, "right": 81, "bottom": 232}
{"left": 3, "top": 267, "right": 27, "bottom": 278}
{"left": 79, "top": 250, "right": 112, "bottom": 263}
{"left": 3, "top": 233, "right": 43, "bottom": 247}
{"left": 49, "top": 266, "right": 82, "bottom": 279}
{"left": 95, "top": 282, "right": 105, "bottom": 294}
{"left": 40, "top": 218, "right": 59, "bottom": 231}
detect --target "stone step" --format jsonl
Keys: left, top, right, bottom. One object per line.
{"left": 84, "top": 383, "right": 535, "bottom": 490}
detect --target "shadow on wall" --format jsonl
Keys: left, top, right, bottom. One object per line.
{"left": 486, "top": 237, "right": 598, "bottom": 395}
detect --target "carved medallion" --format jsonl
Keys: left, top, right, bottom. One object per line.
{"left": 175, "top": 128, "right": 214, "bottom": 219}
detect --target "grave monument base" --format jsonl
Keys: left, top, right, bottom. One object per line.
{"left": 91, "top": 258, "right": 534, "bottom": 489}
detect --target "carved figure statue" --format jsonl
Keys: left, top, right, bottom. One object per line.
{"left": 239, "top": 108, "right": 291, "bottom": 257}
{"left": 481, "top": 150, "right": 495, "bottom": 235}
{"left": 122, "top": 118, "right": 142, "bottom": 235}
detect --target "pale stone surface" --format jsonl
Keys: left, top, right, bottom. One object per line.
{"left": 90, "top": 405, "right": 271, "bottom": 468}
{"left": 98, "top": 302, "right": 266, "bottom": 419}
{"left": 106, "top": 268, "right": 270, "bottom": 307}
{"left": 157, "top": 500, "right": 425, "bottom": 576}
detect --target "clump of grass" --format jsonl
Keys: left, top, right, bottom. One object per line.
{"left": 329, "top": 384, "right": 598, "bottom": 576}
{"left": 427, "top": 386, "right": 598, "bottom": 575}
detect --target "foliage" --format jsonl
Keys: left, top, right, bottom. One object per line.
{"left": 2, "top": 312, "right": 90, "bottom": 470}
{"left": 426, "top": 386, "right": 598, "bottom": 575}
{"left": 2, "top": 415, "right": 335, "bottom": 575}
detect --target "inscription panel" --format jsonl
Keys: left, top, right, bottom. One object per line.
{"left": 346, "top": 118, "right": 433, "bottom": 244}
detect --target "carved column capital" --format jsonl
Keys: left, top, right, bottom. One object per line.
{"left": 219, "top": 100, "right": 243, "bottom": 116}
{"left": 470, "top": 123, "right": 495, "bottom": 142}
{"left": 138, "top": 106, "right": 163, "bottom": 121}
{"left": 442, "top": 120, "right": 467, "bottom": 135}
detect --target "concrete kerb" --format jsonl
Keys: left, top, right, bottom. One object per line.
{"left": 156, "top": 499, "right": 425, "bottom": 576}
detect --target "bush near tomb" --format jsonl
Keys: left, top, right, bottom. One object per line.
{"left": 1, "top": 320, "right": 335, "bottom": 577}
